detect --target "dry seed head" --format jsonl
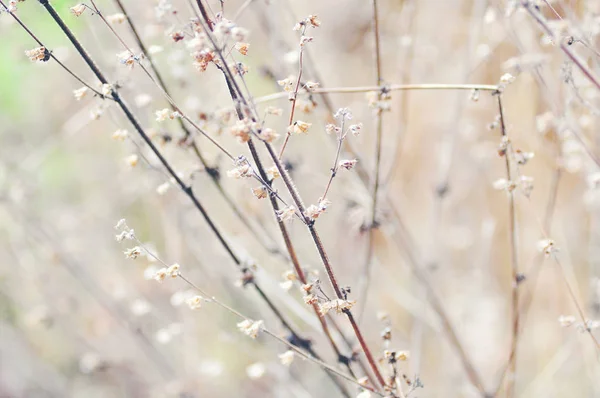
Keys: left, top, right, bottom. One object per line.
{"left": 101, "top": 84, "right": 113, "bottom": 97}
{"left": 558, "top": 315, "right": 576, "bottom": 327}
{"left": 251, "top": 186, "right": 268, "bottom": 199}
{"left": 185, "top": 295, "right": 203, "bottom": 310}
{"left": 278, "top": 350, "right": 295, "bottom": 366}
{"left": 349, "top": 123, "right": 363, "bottom": 136}
{"left": 277, "top": 77, "right": 295, "bottom": 92}
{"left": 267, "top": 166, "right": 281, "bottom": 180}
{"left": 106, "top": 13, "right": 126, "bottom": 24}
{"left": 112, "top": 129, "right": 129, "bottom": 141}
{"left": 237, "top": 319, "right": 263, "bottom": 339}
{"left": 25, "top": 47, "right": 49, "bottom": 62}
{"left": 303, "top": 294, "right": 318, "bottom": 305}
{"left": 339, "top": 159, "right": 358, "bottom": 170}
{"left": 70, "top": 4, "right": 86, "bottom": 16}
{"left": 537, "top": 239, "right": 557, "bottom": 256}
{"left": 318, "top": 299, "right": 356, "bottom": 316}
{"left": 73, "top": 87, "right": 89, "bottom": 101}
{"left": 235, "top": 42, "right": 249, "bottom": 55}
{"left": 227, "top": 164, "right": 252, "bottom": 179}
{"left": 288, "top": 120, "right": 312, "bottom": 134}
{"left": 259, "top": 127, "right": 279, "bottom": 143}
{"left": 265, "top": 106, "right": 283, "bottom": 116}
{"left": 166, "top": 263, "right": 180, "bottom": 277}
{"left": 276, "top": 205, "right": 296, "bottom": 222}
{"left": 117, "top": 51, "right": 136, "bottom": 69}
{"left": 124, "top": 246, "right": 142, "bottom": 259}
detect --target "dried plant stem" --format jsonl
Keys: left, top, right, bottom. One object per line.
{"left": 358, "top": 0, "right": 385, "bottom": 321}
{"left": 254, "top": 83, "right": 499, "bottom": 103}
{"left": 497, "top": 95, "right": 520, "bottom": 398}
{"left": 389, "top": 204, "right": 488, "bottom": 396}
{"left": 177, "top": 273, "right": 380, "bottom": 395}
{"left": 35, "top": 0, "right": 317, "bottom": 364}
{"left": 492, "top": 168, "right": 561, "bottom": 397}
{"left": 111, "top": 0, "right": 283, "bottom": 258}
{"left": 320, "top": 132, "right": 345, "bottom": 202}
{"left": 265, "top": 142, "right": 388, "bottom": 391}
{"left": 0, "top": 1, "right": 105, "bottom": 98}
{"left": 278, "top": 26, "right": 307, "bottom": 160}
{"left": 521, "top": 1, "right": 600, "bottom": 91}
{"left": 246, "top": 140, "right": 359, "bottom": 393}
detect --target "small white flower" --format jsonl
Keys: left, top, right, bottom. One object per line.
{"left": 237, "top": 319, "right": 264, "bottom": 339}
{"left": 537, "top": 238, "right": 557, "bottom": 256}
{"left": 70, "top": 4, "right": 86, "bottom": 16}
{"left": 73, "top": 87, "right": 89, "bottom": 101}
{"left": 186, "top": 295, "right": 203, "bottom": 310}
{"left": 278, "top": 350, "right": 295, "bottom": 366}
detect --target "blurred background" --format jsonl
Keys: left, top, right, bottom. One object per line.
{"left": 1, "top": 0, "right": 600, "bottom": 397}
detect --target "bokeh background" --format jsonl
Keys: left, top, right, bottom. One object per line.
{"left": 1, "top": 0, "right": 600, "bottom": 397}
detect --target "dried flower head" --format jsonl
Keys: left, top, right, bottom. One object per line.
{"left": 276, "top": 205, "right": 297, "bottom": 222}
{"left": 115, "top": 229, "right": 135, "bottom": 242}
{"left": 265, "top": 106, "right": 283, "bottom": 116}
{"left": 227, "top": 164, "right": 252, "bottom": 179}
{"left": 267, "top": 166, "right": 280, "bottom": 180}
{"left": 288, "top": 120, "right": 311, "bottom": 134}
{"left": 106, "top": 13, "right": 126, "bottom": 24}
{"left": 25, "top": 47, "right": 50, "bottom": 62}
{"left": 73, "top": 87, "right": 89, "bottom": 101}
{"left": 349, "top": 123, "right": 363, "bottom": 136}
{"left": 101, "top": 84, "right": 113, "bottom": 97}
{"left": 325, "top": 124, "right": 341, "bottom": 135}
{"left": 319, "top": 299, "right": 356, "bottom": 316}
{"left": 537, "top": 238, "right": 557, "bottom": 256}
{"left": 251, "top": 186, "right": 268, "bottom": 199}
{"left": 124, "top": 246, "right": 142, "bottom": 259}
{"left": 171, "top": 31, "right": 185, "bottom": 42}
{"left": 277, "top": 77, "right": 294, "bottom": 92}
{"left": 303, "top": 294, "right": 318, "bottom": 305}
{"left": 185, "top": 295, "right": 203, "bottom": 310}
{"left": 237, "top": 319, "right": 263, "bottom": 339}
{"left": 304, "top": 81, "right": 319, "bottom": 91}
{"left": 112, "top": 129, "right": 128, "bottom": 141}
{"left": 166, "top": 263, "right": 180, "bottom": 277}
{"left": 278, "top": 350, "right": 295, "bottom": 366}
{"left": 558, "top": 315, "right": 576, "bottom": 327}
{"left": 259, "top": 127, "right": 279, "bottom": 143}
{"left": 153, "top": 268, "right": 168, "bottom": 283}
{"left": 339, "top": 159, "right": 358, "bottom": 170}
{"left": 300, "top": 36, "right": 314, "bottom": 46}
{"left": 70, "top": 4, "right": 86, "bottom": 16}
{"left": 126, "top": 154, "right": 139, "bottom": 168}
{"left": 235, "top": 42, "right": 250, "bottom": 55}
{"left": 117, "top": 51, "right": 136, "bottom": 69}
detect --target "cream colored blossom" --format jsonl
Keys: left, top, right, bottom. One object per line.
{"left": 288, "top": 120, "right": 311, "bottom": 134}
{"left": 276, "top": 205, "right": 296, "bottom": 222}
{"left": 304, "top": 81, "right": 319, "bottom": 90}
{"left": 303, "top": 294, "right": 318, "bottom": 305}
{"left": 186, "top": 295, "right": 203, "bottom": 310}
{"left": 25, "top": 47, "right": 48, "bottom": 62}
{"left": 227, "top": 164, "right": 252, "bottom": 179}
{"left": 153, "top": 268, "right": 168, "bottom": 282}
{"left": 124, "top": 246, "right": 142, "bottom": 259}
{"left": 117, "top": 51, "right": 136, "bottom": 69}
{"left": 73, "top": 87, "right": 89, "bottom": 101}
{"left": 125, "top": 154, "right": 138, "bottom": 167}
{"left": 237, "top": 319, "right": 263, "bottom": 339}
{"left": 319, "top": 299, "right": 356, "bottom": 316}
{"left": 252, "top": 186, "right": 268, "bottom": 199}
{"left": 278, "top": 350, "right": 295, "bottom": 366}
{"left": 537, "top": 239, "right": 557, "bottom": 256}
{"left": 112, "top": 129, "right": 128, "bottom": 141}
{"left": 106, "top": 13, "right": 126, "bottom": 24}
{"left": 266, "top": 106, "right": 283, "bottom": 116}
{"left": 277, "top": 77, "right": 294, "bottom": 92}
{"left": 339, "top": 159, "right": 357, "bottom": 170}
{"left": 267, "top": 166, "right": 280, "bottom": 180}
{"left": 101, "top": 84, "right": 113, "bottom": 97}
{"left": 70, "top": 4, "right": 86, "bottom": 16}
{"left": 235, "top": 42, "right": 249, "bottom": 55}
{"left": 166, "top": 263, "right": 180, "bottom": 277}
{"left": 259, "top": 128, "right": 279, "bottom": 143}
